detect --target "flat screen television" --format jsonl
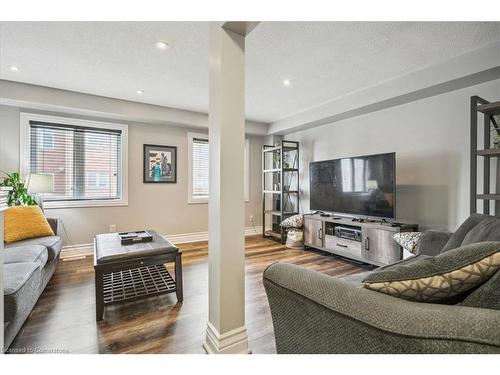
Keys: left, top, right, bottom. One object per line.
{"left": 309, "top": 152, "right": 395, "bottom": 219}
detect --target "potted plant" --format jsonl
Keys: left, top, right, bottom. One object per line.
{"left": 0, "top": 171, "right": 38, "bottom": 206}
{"left": 494, "top": 134, "right": 500, "bottom": 149}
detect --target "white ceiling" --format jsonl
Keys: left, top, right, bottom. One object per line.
{"left": 1, "top": 21, "right": 499, "bottom": 123}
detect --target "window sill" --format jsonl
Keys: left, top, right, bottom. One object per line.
{"left": 187, "top": 198, "right": 250, "bottom": 204}
{"left": 43, "top": 199, "right": 128, "bottom": 209}
{"left": 188, "top": 198, "right": 208, "bottom": 205}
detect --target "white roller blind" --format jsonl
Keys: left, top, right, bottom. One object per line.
{"left": 191, "top": 138, "right": 209, "bottom": 199}
{"left": 29, "top": 121, "right": 122, "bottom": 201}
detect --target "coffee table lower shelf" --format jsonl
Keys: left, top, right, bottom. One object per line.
{"left": 103, "top": 264, "right": 177, "bottom": 305}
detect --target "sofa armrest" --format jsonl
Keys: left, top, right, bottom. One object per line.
{"left": 46, "top": 217, "right": 59, "bottom": 235}
{"left": 263, "top": 262, "right": 500, "bottom": 353}
{"left": 416, "top": 230, "right": 452, "bottom": 256}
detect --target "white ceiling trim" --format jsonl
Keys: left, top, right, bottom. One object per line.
{"left": 268, "top": 41, "right": 500, "bottom": 135}
{"left": 0, "top": 80, "right": 268, "bottom": 135}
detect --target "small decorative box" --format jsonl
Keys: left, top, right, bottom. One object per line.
{"left": 118, "top": 230, "right": 153, "bottom": 245}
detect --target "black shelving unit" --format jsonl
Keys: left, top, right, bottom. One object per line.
{"left": 470, "top": 96, "right": 500, "bottom": 215}
{"left": 262, "top": 140, "right": 299, "bottom": 243}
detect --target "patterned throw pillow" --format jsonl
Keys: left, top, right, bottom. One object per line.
{"left": 280, "top": 214, "right": 304, "bottom": 228}
{"left": 363, "top": 242, "right": 500, "bottom": 303}
{"left": 392, "top": 232, "right": 422, "bottom": 254}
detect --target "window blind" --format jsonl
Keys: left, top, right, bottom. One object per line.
{"left": 29, "top": 121, "right": 122, "bottom": 201}
{"left": 191, "top": 138, "right": 209, "bottom": 199}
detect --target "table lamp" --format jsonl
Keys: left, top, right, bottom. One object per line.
{"left": 27, "top": 173, "right": 54, "bottom": 211}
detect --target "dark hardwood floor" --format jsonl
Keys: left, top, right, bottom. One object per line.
{"left": 9, "top": 236, "right": 369, "bottom": 354}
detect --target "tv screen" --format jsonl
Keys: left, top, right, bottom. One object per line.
{"left": 309, "top": 152, "right": 395, "bottom": 219}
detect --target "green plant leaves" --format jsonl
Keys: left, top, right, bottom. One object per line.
{"left": 0, "top": 171, "right": 38, "bottom": 206}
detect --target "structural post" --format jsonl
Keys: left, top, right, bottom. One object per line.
{"left": 0, "top": 209, "right": 4, "bottom": 352}
{"left": 0, "top": 188, "right": 11, "bottom": 352}
{"left": 204, "top": 22, "right": 257, "bottom": 354}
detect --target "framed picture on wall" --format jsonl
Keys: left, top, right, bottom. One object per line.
{"left": 143, "top": 144, "right": 177, "bottom": 183}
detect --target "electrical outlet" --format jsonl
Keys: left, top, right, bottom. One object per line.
{"left": 109, "top": 224, "right": 116, "bottom": 233}
{"left": 249, "top": 215, "right": 254, "bottom": 223}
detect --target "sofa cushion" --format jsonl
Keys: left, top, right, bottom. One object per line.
{"left": 441, "top": 213, "right": 490, "bottom": 253}
{"left": 362, "top": 242, "right": 500, "bottom": 303}
{"left": 416, "top": 230, "right": 452, "bottom": 256}
{"left": 461, "top": 217, "right": 500, "bottom": 246}
{"left": 460, "top": 270, "right": 500, "bottom": 310}
{"left": 5, "top": 235, "right": 62, "bottom": 261}
{"left": 4, "top": 205, "right": 54, "bottom": 243}
{"left": 4, "top": 262, "right": 41, "bottom": 322}
{"left": 4, "top": 245, "right": 48, "bottom": 268}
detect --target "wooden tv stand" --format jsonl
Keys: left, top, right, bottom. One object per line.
{"left": 303, "top": 214, "right": 418, "bottom": 266}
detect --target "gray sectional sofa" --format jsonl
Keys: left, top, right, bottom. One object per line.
{"left": 264, "top": 213, "right": 500, "bottom": 354}
{"left": 3, "top": 218, "right": 62, "bottom": 350}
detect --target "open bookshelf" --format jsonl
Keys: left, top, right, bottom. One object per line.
{"left": 470, "top": 96, "right": 500, "bottom": 215}
{"left": 262, "top": 140, "right": 299, "bottom": 243}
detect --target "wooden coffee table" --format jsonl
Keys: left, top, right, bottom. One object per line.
{"left": 93, "top": 230, "right": 182, "bottom": 321}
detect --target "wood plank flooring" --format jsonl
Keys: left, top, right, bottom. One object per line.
{"left": 9, "top": 236, "right": 369, "bottom": 354}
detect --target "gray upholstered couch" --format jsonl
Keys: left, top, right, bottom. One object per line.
{"left": 264, "top": 214, "right": 500, "bottom": 354}
{"left": 3, "top": 218, "right": 62, "bottom": 350}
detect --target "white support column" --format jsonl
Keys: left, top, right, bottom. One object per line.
{"left": 0, "top": 188, "right": 10, "bottom": 352}
{"left": 0, "top": 209, "right": 4, "bottom": 352}
{"left": 204, "top": 22, "right": 255, "bottom": 354}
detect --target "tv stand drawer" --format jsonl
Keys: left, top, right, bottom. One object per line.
{"left": 324, "top": 235, "right": 362, "bottom": 259}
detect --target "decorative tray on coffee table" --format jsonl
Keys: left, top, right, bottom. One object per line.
{"left": 118, "top": 230, "right": 153, "bottom": 245}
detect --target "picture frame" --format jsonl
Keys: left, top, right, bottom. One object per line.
{"left": 143, "top": 144, "right": 177, "bottom": 183}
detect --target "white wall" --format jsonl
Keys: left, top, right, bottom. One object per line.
{"left": 0, "top": 105, "right": 264, "bottom": 245}
{"left": 284, "top": 79, "right": 500, "bottom": 232}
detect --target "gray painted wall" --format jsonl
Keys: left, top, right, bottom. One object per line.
{"left": 284, "top": 79, "right": 500, "bottom": 232}
{"left": 0, "top": 105, "right": 264, "bottom": 245}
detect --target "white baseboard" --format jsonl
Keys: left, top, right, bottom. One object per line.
{"left": 60, "top": 226, "right": 263, "bottom": 260}
{"left": 166, "top": 226, "right": 263, "bottom": 244}
{"left": 203, "top": 322, "right": 250, "bottom": 354}
{"left": 60, "top": 243, "right": 94, "bottom": 260}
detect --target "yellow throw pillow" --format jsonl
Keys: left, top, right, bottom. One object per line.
{"left": 4, "top": 205, "right": 54, "bottom": 243}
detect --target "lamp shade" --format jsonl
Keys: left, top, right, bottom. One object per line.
{"left": 366, "top": 180, "right": 379, "bottom": 190}
{"left": 27, "top": 173, "right": 54, "bottom": 194}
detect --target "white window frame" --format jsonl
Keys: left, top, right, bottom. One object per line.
{"left": 20, "top": 113, "right": 128, "bottom": 209}
{"left": 187, "top": 132, "right": 249, "bottom": 204}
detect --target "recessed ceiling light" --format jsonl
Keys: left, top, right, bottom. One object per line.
{"left": 136, "top": 90, "right": 144, "bottom": 95}
{"left": 154, "top": 41, "right": 170, "bottom": 50}
{"left": 9, "top": 65, "right": 19, "bottom": 72}
{"left": 283, "top": 79, "right": 291, "bottom": 86}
